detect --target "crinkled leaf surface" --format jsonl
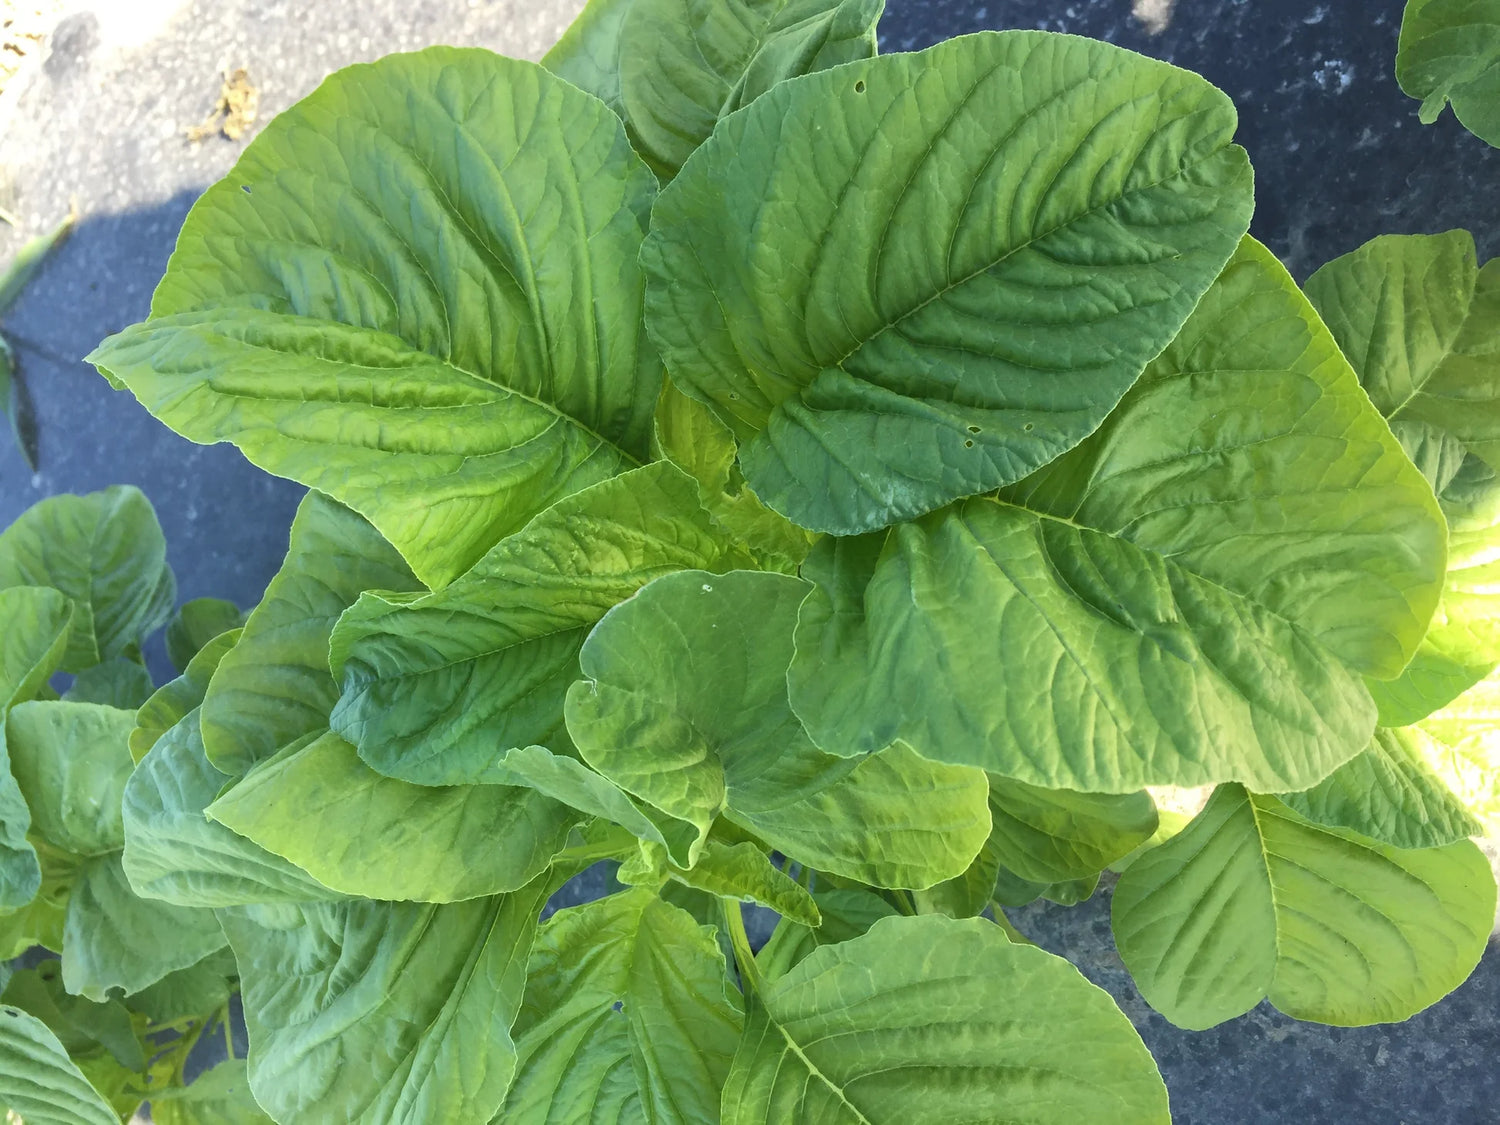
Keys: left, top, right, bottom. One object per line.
{"left": 566, "top": 569, "right": 990, "bottom": 883}
{"left": 62, "top": 852, "right": 227, "bottom": 1002}
{"left": 791, "top": 237, "right": 1444, "bottom": 792}
{"left": 165, "top": 597, "right": 245, "bottom": 674}
{"left": 1414, "top": 669, "right": 1500, "bottom": 833}
{"left": 722, "top": 914, "right": 1169, "bottom": 1124}
{"left": 541, "top": 0, "right": 632, "bottom": 114}
{"left": 1112, "top": 784, "right": 1495, "bottom": 1029}
{"left": 0, "top": 1005, "right": 117, "bottom": 1125}
{"left": 642, "top": 30, "right": 1253, "bottom": 534}
{"left": 208, "top": 730, "right": 578, "bottom": 903}
{"left": 202, "top": 490, "right": 420, "bottom": 776}
{"left": 1397, "top": 0, "right": 1500, "bottom": 146}
{"left": 122, "top": 709, "right": 338, "bottom": 908}
{"left": 501, "top": 887, "right": 742, "bottom": 1125}
{"left": 88, "top": 48, "right": 662, "bottom": 588}
{"left": 618, "top": 838, "right": 820, "bottom": 926}
{"left": 330, "top": 462, "right": 752, "bottom": 786}
{"left": 6, "top": 701, "right": 134, "bottom": 857}
{"left": 1280, "top": 726, "right": 1482, "bottom": 849}
{"left": 0, "top": 487, "right": 174, "bottom": 672}
{"left": 222, "top": 875, "right": 554, "bottom": 1125}
{"left": 987, "top": 777, "right": 1157, "bottom": 884}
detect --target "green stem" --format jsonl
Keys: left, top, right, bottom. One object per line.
{"left": 720, "top": 898, "right": 765, "bottom": 998}
{"left": 220, "top": 1001, "right": 236, "bottom": 1060}
{"left": 988, "top": 901, "right": 1035, "bottom": 945}
{"left": 172, "top": 1019, "right": 208, "bottom": 1086}
{"left": 891, "top": 888, "right": 917, "bottom": 916}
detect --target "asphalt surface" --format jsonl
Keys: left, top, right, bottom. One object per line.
{"left": 0, "top": 2, "right": 1496, "bottom": 1122}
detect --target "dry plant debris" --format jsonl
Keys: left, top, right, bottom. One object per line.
{"left": 186, "top": 65, "right": 259, "bottom": 142}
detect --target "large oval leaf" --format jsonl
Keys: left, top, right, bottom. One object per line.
{"left": 1397, "top": 0, "right": 1500, "bottom": 147}
{"left": 88, "top": 49, "right": 662, "bottom": 588}
{"left": 222, "top": 875, "right": 556, "bottom": 1125}
{"left": 329, "top": 462, "right": 753, "bottom": 786}
{"left": 1112, "top": 784, "right": 1495, "bottom": 1030}
{"left": 0, "top": 487, "right": 173, "bottom": 672}
{"left": 0, "top": 1005, "right": 117, "bottom": 1125}
{"left": 642, "top": 29, "right": 1253, "bottom": 534}
{"left": 201, "top": 490, "right": 420, "bottom": 777}
{"left": 791, "top": 237, "right": 1445, "bottom": 792}
{"left": 721, "top": 914, "right": 1169, "bottom": 1124}
{"left": 565, "top": 569, "right": 990, "bottom": 884}
{"left": 6, "top": 701, "right": 135, "bottom": 857}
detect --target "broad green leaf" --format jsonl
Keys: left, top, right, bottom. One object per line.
{"left": 122, "top": 947, "right": 237, "bottom": 1025}
{"left": 542, "top": 0, "right": 632, "bottom": 114}
{"left": 911, "top": 836, "right": 1003, "bottom": 919}
{"left": 165, "top": 597, "right": 245, "bottom": 674}
{"left": 642, "top": 30, "right": 1253, "bottom": 535}
{"left": 0, "top": 841, "right": 79, "bottom": 958}
{"left": 567, "top": 569, "right": 990, "bottom": 882}
{"left": 1397, "top": 0, "right": 1500, "bottom": 146}
{"left": 988, "top": 778, "right": 1158, "bottom": 885}
{"left": 6, "top": 701, "right": 133, "bottom": 856}
{"left": 1112, "top": 784, "right": 1495, "bottom": 1030}
{"left": 222, "top": 875, "right": 555, "bottom": 1125}
{"left": 207, "top": 731, "right": 578, "bottom": 903}
{"left": 755, "top": 886, "right": 897, "bottom": 980}
{"left": 329, "top": 462, "right": 752, "bottom": 786}
{"left": 722, "top": 914, "right": 1169, "bottom": 1123}
{"left": 63, "top": 657, "right": 154, "bottom": 709}
{"left": 122, "top": 709, "right": 338, "bottom": 907}
{"left": 791, "top": 237, "right": 1445, "bottom": 792}
{"left": 1, "top": 962, "right": 145, "bottom": 1071}
{"left": 202, "top": 491, "right": 419, "bottom": 777}
{"left": 1305, "top": 231, "right": 1500, "bottom": 472}
{"left": 1415, "top": 669, "right": 1500, "bottom": 832}
{"left": 0, "top": 486, "right": 174, "bottom": 671}
{"left": 620, "top": 0, "right": 881, "bottom": 178}
{"left": 89, "top": 49, "right": 662, "bottom": 589}
{"left": 502, "top": 888, "right": 742, "bottom": 1125}
{"left": 131, "top": 627, "right": 241, "bottom": 762}
{"left": 653, "top": 380, "right": 816, "bottom": 570}
{"left": 152, "top": 1058, "right": 273, "bottom": 1125}
{"left": 0, "top": 1004, "right": 117, "bottom": 1125}
{"left": 0, "top": 585, "right": 72, "bottom": 709}
{"left": 619, "top": 838, "right": 821, "bottom": 926}
{"left": 62, "top": 851, "right": 227, "bottom": 1001}
{"left": 1281, "top": 726, "right": 1482, "bottom": 849}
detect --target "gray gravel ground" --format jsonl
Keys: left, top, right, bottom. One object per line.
{"left": 0, "top": 2, "right": 1496, "bottom": 1123}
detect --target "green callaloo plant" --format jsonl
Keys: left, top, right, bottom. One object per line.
{"left": 1397, "top": 0, "right": 1500, "bottom": 147}
{"left": 0, "top": 3, "right": 1489, "bottom": 1122}
{"left": 0, "top": 486, "right": 262, "bottom": 1122}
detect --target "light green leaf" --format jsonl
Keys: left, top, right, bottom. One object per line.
{"left": 1281, "top": 726, "right": 1482, "bottom": 848}
{"left": 151, "top": 1057, "right": 273, "bottom": 1125}
{"left": 755, "top": 886, "right": 897, "bottom": 980}
{"left": 123, "top": 947, "right": 237, "bottom": 1025}
{"left": 0, "top": 585, "right": 72, "bottom": 709}
{"left": 642, "top": 30, "right": 1253, "bottom": 535}
{"left": 791, "top": 237, "right": 1445, "bottom": 792}
{"left": 0, "top": 1004, "right": 118, "bottom": 1125}
{"left": 620, "top": 0, "right": 881, "bottom": 178}
{"left": 541, "top": 0, "right": 632, "bottom": 114}
{"left": 1397, "top": 0, "right": 1500, "bottom": 146}
{"left": 620, "top": 838, "right": 821, "bottom": 926}
{"left": 502, "top": 887, "right": 742, "bottom": 1125}
{"left": 62, "top": 657, "right": 154, "bottom": 709}
{"left": 207, "top": 730, "right": 578, "bottom": 903}
{"left": 0, "top": 841, "right": 79, "bottom": 958}
{"left": 0, "top": 486, "right": 174, "bottom": 672}
{"left": 6, "top": 700, "right": 135, "bottom": 856}
{"left": 62, "top": 851, "right": 227, "bottom": 1001}
{"left": 567, "top": 569, "right": 990, "bottom": 883}
{"left": 1413, "top": 669, "right": 1500, "bottom": 833}
{"left": 1112, "top": 784, "right": 1495, "bottom": 1029}
{"left": 1, "top": 961, "right": 146, "bottom": 1071}
{"left": 988, "top": 778, "right": 1158, "bottom": 885}
{"left": 1305, "top": 231, "right": 1500, "bottom": 472}
{"left": 122, "top": 708, "right": 338, "bottom": 908}
{"left": 329, "top": 462, "right": 752, "bottom": 787}
{"left": 653, "top": 379, "right": 816, "bottom": 570}
{"left": 722, "top": 914, "right": 1169, "bottom": 1124}
{"left": 89, "top": 48, "right": 662, "bottom": 588}
{"left": 222, "top": 874, "right": 555, "bottom": 1125}
{"left": 202, "top": 491, "right": 419, "bottom": 777}
{"left": 131, "top": 627, "right": 241, "bottom": 763}
{"left": 165, "top": 597, "right": 245, "bottom": 674}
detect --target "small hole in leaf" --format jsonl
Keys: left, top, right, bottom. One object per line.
{"left": 241, "top": 184, "right": 252, "bottom": 194}
{"left": 967, "top": 425, "right": 980, "bottom": 434}
{"left": 964, "top": 440, "right": 974, "bottom": 448}
{"left": 1023, "top": 422, "right": 1034, "bottom": 432}
{"left": 854, "top": 80, "right": 866, "bottom": 94}
{"left": 612, "top": 1000, "right": 624, "bottom": 1012}
{"left": 727, "top": 392, "right": 740, "bottom": 400}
